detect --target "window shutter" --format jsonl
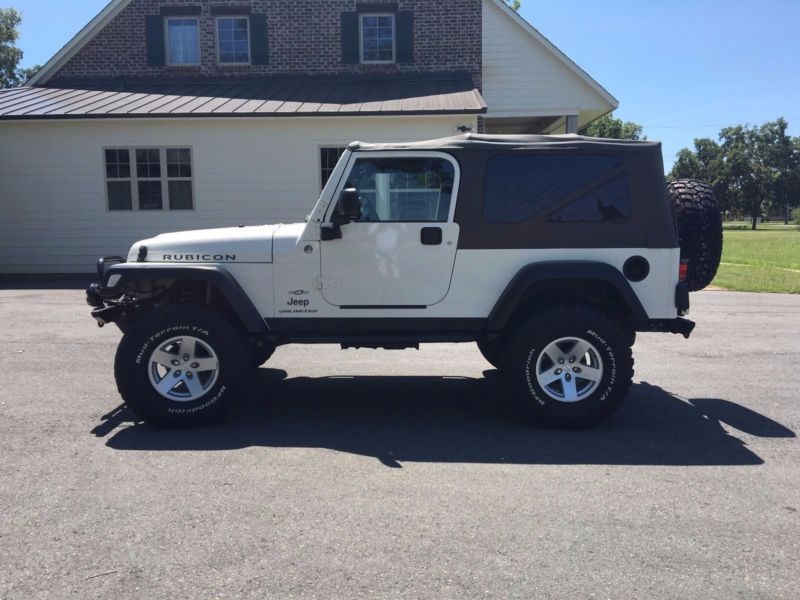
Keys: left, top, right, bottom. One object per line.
{"left": 250, "top": 13, "right": 269, "bottom": 65}
{"left": 145, "top": 15, "right": 165, "bottom": 67}
{"left": 396, "top": 11, "right": 414, "bottom": 63}
{"left": 341, "top": 12, "right": 359, "bottom": 64}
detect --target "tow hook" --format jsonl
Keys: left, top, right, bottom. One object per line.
{"left": 91, "top": 305, "right": 124, "bottom": 328}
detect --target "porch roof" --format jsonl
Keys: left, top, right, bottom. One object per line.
{"left": 0, "top": 75, "right": 486, "bottom": 120}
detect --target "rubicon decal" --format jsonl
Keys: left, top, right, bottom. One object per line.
{"left": 162, "top": 254, "right": 237, "bottom": 262}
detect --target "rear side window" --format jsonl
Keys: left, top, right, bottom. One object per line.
{"left": 483, "top": 154, "right": 622, "bottom": 223}
{"left": 548, "top": 175, "right": 632, "bottom": 223}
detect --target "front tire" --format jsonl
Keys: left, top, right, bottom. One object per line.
{"left": 502, "top": 306, "right": 633, "bottom": 428}
{"left": 114, "top": 305, "right": 251, "bottom": 427}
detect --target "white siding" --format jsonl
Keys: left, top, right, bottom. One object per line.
{"left": 0, "top": 115, "right": 471, "bottom": 274}
{"left": 482, "top": 0, "right": 615, "bottom": 118}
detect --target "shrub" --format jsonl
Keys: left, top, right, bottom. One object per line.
{"left": 793, "top": 207, "right": 800, "bottom": 226}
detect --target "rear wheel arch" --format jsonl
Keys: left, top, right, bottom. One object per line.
{"left": 487, "top": 262, "right": 648, "bottom": 335}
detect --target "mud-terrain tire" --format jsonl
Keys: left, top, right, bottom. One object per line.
{"left": 114, "top": 305, "right": 251, "bottom": 427}
{"left": 502, "top": 305, "right": 634, "bottom": 428}
{"left": 477, "top": 339, "right": 503, "bottom": 369}
{"left": 667, "top": 179, "right": 723, "bottom": 292}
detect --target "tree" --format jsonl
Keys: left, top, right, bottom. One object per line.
{"left": 505, "top": 0, "right": 522, "bottom": 11}
{"left": 669, "top": 118, "right": 800, "bottom": 229}
{"left": 759, "top": 118, "right": 799, "bottom": 223}
{"left": 670, "top": 138, "right": 734, "bottom": 212}
{"left": 720, "top": 125, "right": 768, "bottom": 229}
{"left": 580, "top": 114, "right": 645, "bottom": 140}
{"left": 17, "top": 64, "right": 39, "bottom": 82}
{"left": 0, "top": 8, "right": 37, "bottom": 88}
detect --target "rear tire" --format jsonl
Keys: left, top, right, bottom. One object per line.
{"left": 114, "top": 305, "right": 251, "bottom": 427}
{"left": 502, "top": 305, "right": 633, "bottom": 428}
{"left": 667, "top": 179, "right": 723, "bottom": 292}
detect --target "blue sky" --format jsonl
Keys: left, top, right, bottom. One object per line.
{"left": 12, "top": 0, "right": 800, "bottom": 168}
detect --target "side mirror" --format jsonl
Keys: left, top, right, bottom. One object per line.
{"left": 335, "top": 188, "right": 362, "bottom": 223}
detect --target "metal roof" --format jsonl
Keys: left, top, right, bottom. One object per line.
{"left": 0, "top": 77, "right": 486, "bottom": 120}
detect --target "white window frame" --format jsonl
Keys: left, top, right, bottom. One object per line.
{"left": 135, "top": 148, "right": 164, "bottom": 211}
{"left": 103, "top": 148, "right": 134, "bottom": 212}
{"left": 215, "top": 15, "right": 252, "bottom": 66}
{"left": 319, "top": 146, "right": 348, "bottom": 191}
{"left": 359, "top": 13, "right": 396, "bottom": 64}
{"left": 165, "top": 17, "right": 201, "bottom": 67}
{"left": 103, "top": 146, "right": 196, "bottom": 212}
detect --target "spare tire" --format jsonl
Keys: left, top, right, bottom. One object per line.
{"left": 667, "top": 179, "right": 723, "bottom": 292}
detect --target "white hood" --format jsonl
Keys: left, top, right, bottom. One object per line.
{"left": 129, "top": 225, "right": 281, "bottom": 264}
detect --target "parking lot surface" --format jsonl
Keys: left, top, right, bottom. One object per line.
{"left": 1, "top": 286, "right": 798, "bottom": 599}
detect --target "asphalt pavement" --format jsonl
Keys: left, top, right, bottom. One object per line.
{"left": 0, "top": 287, "right": 798, "bottom": 599}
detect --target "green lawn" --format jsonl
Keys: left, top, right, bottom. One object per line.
{"left": 712, "top": 227, "right": 800, "bottom": 294}
{"left": 723, "top": 221, "right": 799, "bottom": 231}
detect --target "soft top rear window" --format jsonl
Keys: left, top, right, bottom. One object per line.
{"left": 483, "top": 153, "right": 622, "bottom": 223}
{"left": 548, "top": 174, "right": 631, "bottom": 223}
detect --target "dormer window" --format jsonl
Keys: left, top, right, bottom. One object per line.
{"left": 216, "top": 17, "right": 251, "bottom": 65}
{"left": 165, "top": 17, "right": 200, "bottom": 66}
{"left": 341, "top": 10, "right": 410, "bottom": 65}
{"left": 360, "top": 14, "right": 395, "bottom": 63}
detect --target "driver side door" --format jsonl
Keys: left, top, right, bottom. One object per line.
{"left": 319, "top": 152, "right": 461, "bottom": 308}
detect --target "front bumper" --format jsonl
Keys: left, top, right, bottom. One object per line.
{"left": 86, "top": 256, "right": 128, "bottom": 325}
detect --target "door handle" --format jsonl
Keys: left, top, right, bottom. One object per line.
{"left": 421, "top": 227, "right": 443, "bottom": 246}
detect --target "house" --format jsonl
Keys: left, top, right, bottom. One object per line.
{"left": 0, "top": 0, "right": 617, "bottom": 276}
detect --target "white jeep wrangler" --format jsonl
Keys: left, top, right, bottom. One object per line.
{"left": 87, "top": 134, "right": 722, "bottom": 428}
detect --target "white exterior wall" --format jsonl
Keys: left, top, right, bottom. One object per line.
{"left": 482, "top": 0, "right": 613, "bottom": 119}
{"left": 0, "top": 115, "right": 472, "bottom": 274}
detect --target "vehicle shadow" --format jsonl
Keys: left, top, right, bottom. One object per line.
{"left": 93, "top": 371, "right": 795, "bottom": 467}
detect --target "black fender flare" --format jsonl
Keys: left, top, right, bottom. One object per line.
{"left": 486, "top": 261, "right": 649, "bottom": 332}
{"left": 102, "top": 263, "right": 267, "bottom": 333}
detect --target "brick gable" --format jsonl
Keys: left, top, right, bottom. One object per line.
{"left": 50, "top": 0, "right": 482, "bottom": 90}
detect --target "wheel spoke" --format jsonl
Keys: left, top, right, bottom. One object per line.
{"left": 155, "top": 376, "right": 178, "bottom": 396}
{"left": 543, "top": 347, "right": 564, "bottom": 366}
{"left": 151, "top": 350, "right": 177, "bottom": 368}
{"left": 538, "top": 367, "right": 562, "bottom": 386}
{"left": 182, "top": 375, "right": 205, "bottom": 399}
{"left": 180, "top": 337, "right": 198, "bottom": 359}
{"left": 578, "top": 365, "right": 603, "bottom": 383}
{"left": 562, "top": 377, "right": 579, "bottom": 401}
{"left": 192, "top": 358, "right": 218, "bottom": 372}
{"left": 571, "top": 339, "right": 592, "bottom": 362}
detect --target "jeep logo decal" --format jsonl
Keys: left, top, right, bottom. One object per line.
{"left": 287, "top": 298, "right": 310, "bottom": 307}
